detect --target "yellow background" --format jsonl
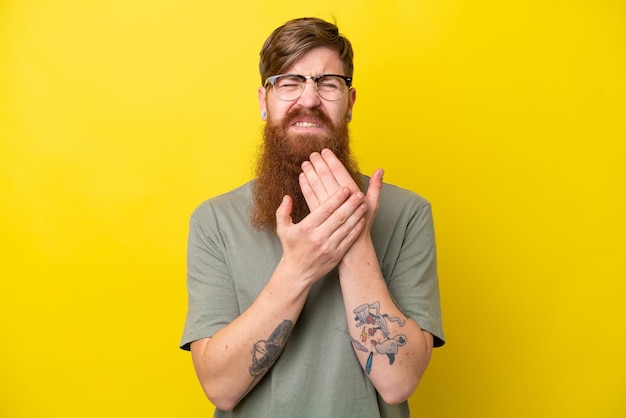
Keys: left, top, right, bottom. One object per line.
{"left": 1, "top": 1, "right": 624, "bottom": 417}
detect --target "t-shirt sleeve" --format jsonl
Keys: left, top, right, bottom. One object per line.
{"left": 388, "top": 201, "right": 445, "bottom": 347}
{"left": 179, "top": 207, "right": 240, "bottom": 351}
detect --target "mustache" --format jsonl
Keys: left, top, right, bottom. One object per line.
{"left": 280, "top": 106, "right": 334, "bottom": 128}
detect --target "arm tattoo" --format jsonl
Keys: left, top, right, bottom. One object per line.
{"left": 351, "top": 301, "right": 407, "bottom": 375}
{"left": 249, "top": 319, "right": 293, "bottom": 376}
{"left": 237, "top": 320, "right": 294, "bottom": 404}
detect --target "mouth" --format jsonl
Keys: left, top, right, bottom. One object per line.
{"left": 290, "top": 118, "right": 327, "bottom": 135}
{"left": 293, "top": 121, "right": 322, "bottom": 129}
{"left": 282, "top": 108, "right": 332, "bottom": 135}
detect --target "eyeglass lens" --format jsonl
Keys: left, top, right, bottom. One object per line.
{"left": 273, "top": 75, "right": 347, "bottom": 101}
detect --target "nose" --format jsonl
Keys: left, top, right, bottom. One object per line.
{"left": 296, "top": 79, "right": 321, "bottom": 108}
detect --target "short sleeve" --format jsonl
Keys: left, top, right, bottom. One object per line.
{"left": 179, "top": 208, "right": 240, "bottom": 350}
{"left": 387, "top": 201, "right": 445, "bottom": 347}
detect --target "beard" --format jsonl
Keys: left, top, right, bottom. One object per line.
{"left": 250, "top": 107, "right": 362, "bottom": 230}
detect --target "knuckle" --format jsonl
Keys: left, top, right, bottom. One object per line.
{"left": 307, "top": 230, "right": 324, "bottom": 247}
{"left": 332, "top": 210, "right": 347, "bottom": 224}
{"left": 322, "top": 203, "right": 336, "bottom": 217}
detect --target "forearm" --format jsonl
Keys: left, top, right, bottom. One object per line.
{"left": 298, "top": 150, "right": 435, "bottom": 402}
{"left": 190, "top": 187, "right": 368, "bottom": 410}
{"left": 191, "top": 261, "right": 312, "bottom": 410}
{"left": 338, "top": 238, "right": 433, "bottom": 404}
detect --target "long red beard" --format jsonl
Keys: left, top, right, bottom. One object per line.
{"left": 250, "top": 107, "right": 362, "bottom": 229}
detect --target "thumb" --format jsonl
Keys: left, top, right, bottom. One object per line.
{"left": 364, "top": 169, "right": 384, "bottom": 214}
{"left": 368, "top": 169, "right": 384, "bottom": 199}
{"left": 275, "top": 195, "right": 294, "bottom": 230}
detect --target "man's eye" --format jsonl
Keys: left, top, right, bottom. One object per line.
{"left": 319, "top": 82, "right": 340, "bottom": 90}
{"left": 278, "top": 83, "right": 300, "bottom": 89}
{"left": 277, "top": 77, "right": 302, "bottom": 89}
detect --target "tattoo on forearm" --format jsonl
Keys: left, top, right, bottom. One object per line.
{"left": 351, "top": 301, "right": 407, "bottom": 375}
{"left": 249, "top": 319, "right": 293, "bottom": 377}
{"left": 237, "top": 319, "right": 294, "bottom": 404}
{"left": 350, "top": 336, "right": 369, "bottom": 353}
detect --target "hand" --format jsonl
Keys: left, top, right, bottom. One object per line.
{"left": 299, "top": 149, "right": 384, "bottom": 236}
{"left": 275, "top": 185, "right": 368, "bottom": 284}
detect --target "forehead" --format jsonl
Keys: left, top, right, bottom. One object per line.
{"left": 284, "top": 47, "right": 345, "bottom": 75}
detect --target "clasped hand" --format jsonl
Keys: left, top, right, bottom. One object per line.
{"left": 275, "top": 148, "right": 384, "bottom": 284}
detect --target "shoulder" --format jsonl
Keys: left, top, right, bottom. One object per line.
{"left": 191, "top": 181, "right": 254, "bottom": 219}
{"left": 361, "top": 174, "right": 431, "bottom": 214}
{"left": 382, "top": 182, "right": 430, "bottom": 209}
{"left": 187, "top": 181, "right": 256, "bottom": 239}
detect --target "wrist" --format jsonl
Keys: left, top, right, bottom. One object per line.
{"left": 271, "top": 258, "right": 317, "bottom": 294}
{"left": 339, "top": 235, "right": 376, "bottom": 268}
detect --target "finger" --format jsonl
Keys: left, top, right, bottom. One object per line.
{"left": 366, "top": 169, "right": 384, "bottom": 211}
{"left": 320, "top": 148, "right": 359, "bottom": 191}
{"left": 304, "top": 186, "right": 352, "bottom": 228}
{"left": 326, "top": 196, "right": 368, "bottom": 248}
{"left": 309, "top": 151, "right": 341, "bottom": 196}
{"left": 275, "top": 195, "right": 293, "bottom": 231}
{"left": 299, "top": 172, "right": 320, "bottom": 212}
{"left": 301, "top": 159, "right": 329, "bottom": 204}
{"left": 333, "top": 214, "right": 366, "bottom": 254}
{"left": 317, "top": 190, "right": 367, "bottom": 240}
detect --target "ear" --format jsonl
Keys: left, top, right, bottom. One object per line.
{"left": 346, "top": 87, "right": 356, "bottom": 121}
{"left": 258, "top": 86, "right": 267, "bottom": 120}
{"left": 347, "top": 87, "right": 356, "bottom": 113}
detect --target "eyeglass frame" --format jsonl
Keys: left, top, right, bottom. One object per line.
{"left": 264, "top": 73, "right": 353, "bottom": 102}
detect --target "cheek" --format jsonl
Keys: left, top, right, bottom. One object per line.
{"left": 267, "top": 102, "right": 292, "bottom": 122}
{"left": 329, "top": 104, "right": 350, "bottom": 123}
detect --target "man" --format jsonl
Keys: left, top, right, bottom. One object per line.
{"left": 181, "top": 17, "right": 445, "bottom": 417}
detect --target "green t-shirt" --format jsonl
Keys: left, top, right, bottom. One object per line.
{"left": 181, "top": 177, "right": 445, "bottom": 417}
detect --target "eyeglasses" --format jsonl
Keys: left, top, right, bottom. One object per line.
{"left": 265, "top": 74, "right": 352, "bottom": 101}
